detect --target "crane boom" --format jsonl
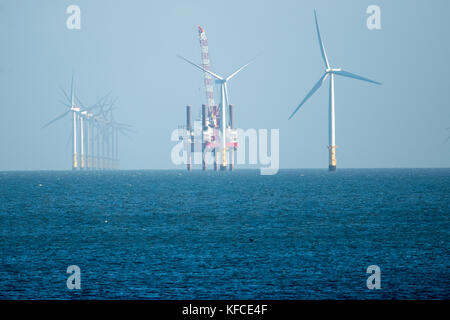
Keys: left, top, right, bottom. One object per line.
{"left": 198, "top": 26, "right": 215, "bottom": 110}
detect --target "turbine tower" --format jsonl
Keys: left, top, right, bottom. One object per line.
{"left": 70, "top": 76, "right": 80, "bottom": 170}
{"left": 178, "top": 55, "right": 252, "bottom": 170}
{"left": 75, "top": 93, "right": 107, "bottom": 170}
{"left": 288, "top": 10, "right": 381, "bottom": 171}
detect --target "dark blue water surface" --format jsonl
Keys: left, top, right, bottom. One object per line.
{"left": 0, "top": 169, "right": 449, "bottom": 299}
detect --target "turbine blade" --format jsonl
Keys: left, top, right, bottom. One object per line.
{"left": 314, "top": 10, "right": 330, "bottom": 69}
{"left": 333, "top": 70, "right": 381, "bottom": 85}
{"left": 75, "top": 94, "right": 85, "bottom": 109}
{"left": 70, "top": 73, "right": 74, "bottom": 107}
{"left": 87, "top": 92, "right": 111, "bottom": 111}
{"left": 118, "top": 128, "right": 133, "bottom": 139}
{"left": 60, "top": 87, "right": 71, "bottom": 105}
{"left": 224, "top": 82, "right": 230, "bottom": 109}
{"left": 177, "top": 55, "right": 223, "bottom": 80}
{"left": 58, "top": 100, "right": 71, "bottom": 108}
{"left": 288, "top": 73, "right": 328, "bottom": 120}
{"left": 225, "top": 59, "right": 254, "bottom": 81}
{"left": 109, "top": 97, "right": 119, "bottom": 109}
{"left": 42, "top": 110, "right": 71, "bottom": 128}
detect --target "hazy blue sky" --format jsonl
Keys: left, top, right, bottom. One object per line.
{"left": 0, "top": 0, "right": 449, "bottom": 170}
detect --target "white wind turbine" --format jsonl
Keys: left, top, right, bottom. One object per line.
{"left": 75, "top": 93, "right": 110, "bottom": 170}
{"left": 178, "top": 55, "right": 252, "bottom": 170}
{"left": 288, "top": 10, "right": 381, "bottom": 171}
{"left": 42, "top": 74, "right": 81, "bottom": 170}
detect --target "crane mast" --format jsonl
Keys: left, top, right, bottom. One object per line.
{"left": 198, "top": 26, "right": 216, "bottom": 112}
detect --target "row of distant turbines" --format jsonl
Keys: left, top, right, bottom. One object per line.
{"left": 43, "top": 75, "right": 132, "bottom": 170}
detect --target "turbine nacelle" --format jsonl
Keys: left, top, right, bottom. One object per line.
{"left": 326, "top": 68, "right": 342, "bottom": 73}
{"left": 80, "top": 110, "right": 94, "bottom": 118}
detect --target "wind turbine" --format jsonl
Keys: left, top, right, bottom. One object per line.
{"left": 97, "top": 97, "right": 116, "bottom": 170}
{"left": 288, "top": 10, "right": 381, "bottom": 171}
{"left": 104, "top": 97, "right": 134, "bottom": 170}
{"left": 77, "top": 93, "right": 111, "bottom": 170}
{"left": 91, "top": 101, "right": 110, "bottom": 170}
{"left": 89, "top": 95, "right": 130, "bottom": 170}
{"left": 178, "top": 55, "right": 252, "bottom": 170}
{"left": 42, "top": 74, "right": 81, "bottom": 170}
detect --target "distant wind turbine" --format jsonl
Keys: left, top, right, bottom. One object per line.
{"left": 178, "top": 55, "right": 253, "bottom": 169}
{"left": 288, "top": 10, "right": 381, "bottom": 171}
{"left": 42, "top": 74, "right": 81, "bottom": 170}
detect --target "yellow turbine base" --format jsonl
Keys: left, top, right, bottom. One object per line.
{"left": 328, "top": 145, "right": 337, "bottom": 167}
{"left": 222, "top": 147, "right": 227, "bottom": 167}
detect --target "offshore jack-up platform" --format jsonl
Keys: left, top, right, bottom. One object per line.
{"left": 179, "top": 26, "right": 238, "bottom": 171}
{"left": 180, "top": 104, "right": 238, "bottom": 171}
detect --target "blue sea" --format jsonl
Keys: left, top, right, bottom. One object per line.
{"left": 0, "top": 169, "right": 448, "bottom": 299}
